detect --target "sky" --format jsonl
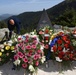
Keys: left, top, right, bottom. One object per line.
{"left": 0, "top": 0, "right": 64, "bottom": 15}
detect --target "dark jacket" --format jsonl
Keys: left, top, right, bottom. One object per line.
{"left": 7, "top": 17, "right": 21, "bottom": 34}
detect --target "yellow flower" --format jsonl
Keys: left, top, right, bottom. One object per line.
{"left": 11, "top": 46, "right": 15, "bottom": 50}
{"left": 5, "top": 46, "right": 10, "bottom": 50}
{"left": 1, "top": 49, "right": 4, "bottom": 52}
{"left": 0, "top": 52, "right": 2, "bottom": 56}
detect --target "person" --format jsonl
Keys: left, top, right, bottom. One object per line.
{"left": 7, "top": 17, "right": 21, "bottom": 40}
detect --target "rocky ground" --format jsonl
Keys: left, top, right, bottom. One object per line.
{"left": 0, "top": 60, "right": 76, "bottom": 75}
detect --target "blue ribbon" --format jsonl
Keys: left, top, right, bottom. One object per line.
{"left": 46, "top": 36, "right": 60, "bottom": 61}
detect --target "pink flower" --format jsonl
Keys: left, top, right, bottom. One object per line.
{"left": 44, "top": 44, "right": 49, "bottom": 49}
{"left": 26, "top": 35, "right": 29, "bottom": 39}
{"left": 37, "top": 50, "right": 41, "bottom": 54}
{"left": 29, "top": 50, "right": 33, "bottom": 54}
{"left": 21, "top": 45, "right": 25, "bottom": 50}
{"left": 27, "top": 53, "right": 32, "bottom": 57}
{"left": 14, "top": 55, "right": 19, "bottom": 60}
{"left": 35, "top": 61, "right": 39, "bottom": 66}
{"left": 25, "top": 39, "right": 28, "bottom": 43}
{"left": 18, "top": 52, "right": 24, "bottom": 58}
{"left": 32, "top": 36, "right": 37, "bottom": 40}
{"left": 14, "top": 46, "right": 17, "bottom": 50}
{"left": 33, "top": 40, "right": 38, "bottom": 44}
{"left": 39, "top": 31, "right": 44, "bottom": 34}
{"left": 17, "top": 42, "right": 23, "bottom": 47}
{"left": 23, "top": 58, "right": 28, "bottom": 63}
{"left": 22, "top": 63, "right": 27, "bottom": 69}
{"left": 18, "top": 38, "right": 22, "bottom": 41}
{"left": 34, "top": 55, "right": 38, "bottom": 60}
{"left": 31, "top": 45, "right": 36, "bottom": 49}
{"left": 26, "top": 45, "right": 31, "bottom": 49}
{"left": 18, "top": 36, "right": 22, "bottom": 42}
{"left": 34, "top": 54, "right": 40, "bottom": 60}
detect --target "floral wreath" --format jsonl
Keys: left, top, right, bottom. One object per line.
{"left": 13, "top": 33, "right": 45, "bottom": 73}
{"left": 49, "top": 31, "right": 76, "bottom": 62}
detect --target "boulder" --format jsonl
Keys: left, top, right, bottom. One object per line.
{"left": 0, "top": 28, "right": 9, "bottom": 39}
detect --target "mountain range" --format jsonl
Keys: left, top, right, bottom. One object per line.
{"left": 0, "top": 14, "right": 13, "bottom": 21}
{"left": 3, "top": 0, "right": 76, "bottom": 31}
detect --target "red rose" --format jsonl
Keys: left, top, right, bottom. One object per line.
{"left": 65, "top": 40, "right": 70, "bottom": 44}
{"left": 57, "top": 39, "right": 62, "bottom": 44}
{"left": 64, "top": 44, "right": 69, "bottom": 48}
{"left": 69, "top": 53, "right": 73, "bottom": 59}
{"left": 53, "top": 45, "right": 57, "bottom": 52}
{"left": 58, "top": 54, "right": 63, "bottom": 59}
{"left": 70, "top": 46, "right": 74, "bottom": 50}
{"left": 58, "top": 51, "right": 64, "bottom": 59}
{"left": 44, "top": 36, "right": 49, "bottom": 40}
{"left": 59, "top": 32, "right": 64, "bottom": 36}
{"left": 45, "top": 29, "right": 49, "bottom": 34}
{"left": 62, "top": 35, "right": 67, "bottom": 41}
{"left": 58, "top": 46, "right": 62, "bottom": 51}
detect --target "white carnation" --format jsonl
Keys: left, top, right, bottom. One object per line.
{"left": 1, "top": 49, "right": 4, "bottom": 52}
{"left": 55, "top": 57, "right": 62, "bottom": 62}
{"left": 40, "top": 45, "right": 44, "bottom": 51}
{"left": 13, "top": 59, "right": 21, "bottom": 66}
{"left": 14, "top": 38, "right": 17, "bottom": 42}
{"left": 0, "top": 44, "right": 4, "bottom": 48}
{"left": 51, "top": 47, "right": 54, "bottom": 52}
{"left": 41, "top": 56, "right": 46, "bottom": 63}
{"left": 8, "top": 40, "right": 13, "bottom": 44}
{"left": 4, "top": 42, "right": 7, "bottom": 45}
{"left": 28, "top": 65, "right": 35, "bottom": 72}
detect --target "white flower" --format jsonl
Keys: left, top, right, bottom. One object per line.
{"left": 13, "top": 59, "right": 21, "bottom": 66}
{"left": 0, "top": 44, "right": 4, "bottom": 48}
{"left": 18, "top": 35, "right": 22, "bottom": 42}
{"left": 63, "top": 48, "right": 68, "bottom": 53}
{"left": 14, "top": 38, "right": 17, "bottom": 42}
{"left": 8, "top": 40, "right": 13, "bottom": 44}
{"left": 1, "top": 49, "right": 4, "bottom": 52}
{"left": 51, "top": 47, "right": 54, "bottom": 52}
{"left": 41, "top": 56, "right": 46, "bottom": 63}
{"left": 30, "top": 32, "right": 35, "bottom": 35}
{"left": 7, "top": 43, "right": 12, "bottom": 46}
{"left": 40, "top": 45, "right": 44, "bottom": 51}
{"left": 3, "top": 42, "right": 7, "bottom": 45}
{"left": 29, "top": 65, "right": 35, "bottom": 72}
{"left": 5, "top": 40, "right": 13, "bottom": 46}
{"left": 18, "top": 35, "right": 22, "bottom": 38}
{"left": 55, "top": 57, "right": 62, "bottom": 62}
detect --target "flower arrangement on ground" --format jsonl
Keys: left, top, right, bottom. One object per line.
{"left": 49, "top": 31, "right": 76, "bottom": 63}
{"left": 0, "top": 40, "right": 15, "bottom": 65}
{"left": 13, "top": 33, "right": 45, "bottom": 74}
{"left": 38, "top": 26, "right": 53, "bottom": 60}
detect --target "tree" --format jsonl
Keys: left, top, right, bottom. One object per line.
{"left": 55, "top": 8, "right": 76, "bottom": 27}
{"left": 0, "top": 21, "right": 7, "bottom": 28}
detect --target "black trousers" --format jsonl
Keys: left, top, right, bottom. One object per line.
{"left": 9, "top": 31, "right": 12, "bottom": 40}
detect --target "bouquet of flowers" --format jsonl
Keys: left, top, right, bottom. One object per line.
{"left": 38, "top": 26, "right": 53, "bottom": 60}
{"left": 13, "top": 33, "right": 45, "bottom": 74}
{"left": 49, "top": 31, "right": 76, "bottom": 63}
{"left": 0, "top": 41, "right": 15, "bottom": 65}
